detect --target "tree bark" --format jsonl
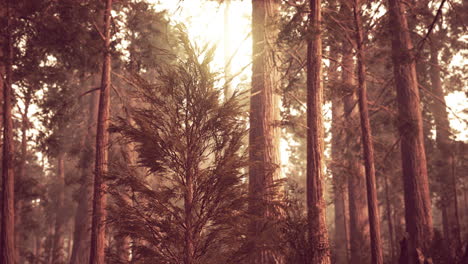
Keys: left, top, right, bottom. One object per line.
{"left": 1, "top": 0, "right": 16, "bottom": 262}
{"left": 249, "top": 0, "right": 283, "bottom": 263}
{"left": 388, "top": 0, "right": 433, "bottom": 260}
{"left": 428, "top": 40, "right": 461, "bottom": 257}
{"left": 352, "top": 1, "right": 383, "bottom": 263}
{"left": 89, "top": 0, "right": 112, "bottom": 263}
{"left": 306, "top": 0, "right": 331, "bottom": 263}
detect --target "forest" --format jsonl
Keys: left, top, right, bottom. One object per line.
{"left": 0, "top": 0, "right": 467, "bottom": 263}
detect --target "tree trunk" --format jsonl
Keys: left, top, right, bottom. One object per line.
{"left": 352, "top": 1, "right": 383, "bottom": 263}
{"left": 428, "top": 41, "right": 461, "bottom": 257}
{"left": 249, "top": 0, "right": 283, "bottom": 263}
{"left": 388, "top": 0, "right": 433, "bottom": 260}
{"left": 70, "top": 88, "right": 98, "bottom": 264}
{"left": 1, "top": 0, "right": 16, "bottom": 262}
{"left": 52, "top": 153, "right": 66, "bottom": 264}
{"left": 306, "top": 0, "right": 331, "bottom": 263}
{"left": 16, "top": 92, "right": 31, "bottom": 262}
{"left": 340, "top": 3, "right": 370, "bottom": 262}
{"left": 383, "top": 169, "right": 396, "bottom": 262}
{"left": 89, "top": 0, "right": 112, "bottom": 263}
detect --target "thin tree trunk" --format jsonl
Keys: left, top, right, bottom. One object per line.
{"left": 388, "top": 0, "right": 433, "bottom": 260}
{"left": 52, "top": 153, "right": 66, "bottom": 264}
{"left": 383, "top": 169, "right": 396, "bottom": 262}
{"left": 428, "top": 41, "right": 461, "bottom": 257}
{"left": 306, "top": 0, "right": 331, "bottom": 263}
{"left": 89, "top": 0, "right": 112, "bottom": 263}
{"left": 352, "top": 1, "right": 383, "bottom": 263}
{"left": 16, "top": 92, "right": 31, "bottom": 262}
{"left": 1, "top": 0, "right": 16, "bottom": 261}
{"left": 330, "top": 47, "right": 349, "bottom": 264}
{"left": 224, "top": 0, "right": 232, "bottom": 99}
{"left": 249, "top": 0, "right": 283, "bottom": 263}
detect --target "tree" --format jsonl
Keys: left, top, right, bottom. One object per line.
{"left": 306, "top": 0, "right": 330, "bottom": 263}
{"left": 89, "top": 0, "right": 113, "bottom": 263}
{"left": 249, "top": 0, "right": 283, "bottom": 263}
{"left": 352, "top": 0, "right": 383, "bottom": 263}
{"left": 1, "top": 0, "right": 16, "bottom": 262}
{"left": 388, "top": 0, "right": 433, "bottom": 261}
{"left": 109, "top": 33, "right": 249, "bottom": 263}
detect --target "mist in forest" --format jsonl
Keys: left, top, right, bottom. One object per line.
{"left": 0, "top": 0, "right": 467, "bottom": 264}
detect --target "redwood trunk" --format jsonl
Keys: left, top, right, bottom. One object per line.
{"left": 89, "top": 0, "right": 112, "bottom": 263}
{"left": 306, "top": 0, "right": 331, "bottom": 263}
{"left": 249, "top": 0, "right": 282, "bottom": 263}
{"left": 429, "top": 41, "right": 461, "bottom": 256}
{"left": 388, "top": 0, "right": 433, "bottom": 259}
{"left": 383, "top": 170, "right": 396, "bottom": 261}
{"left": 1, "top": 0, "right": 16, "bottom": 262}
{"left": 353, "top": 1, "right": 383, "bottom": 263}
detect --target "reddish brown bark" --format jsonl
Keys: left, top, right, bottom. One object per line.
{"left": 352, "top": 1, "right": 383, "bottom": 263}
{"left": 249, "top": 0, "right": 282, "bottom": 263}
{"left": 383, "top": 170, "right": 396, "bottom": 261}
{"left": 306, "top": 0, "right": 331, "bottom": 263}
{"left": 429, "top": 41, "right": 461, "bottom": 257}
{"left": 388, "top": 0, "right": 433, "bottom": 259}
{"left": 1, "top": 0, "right": 16, "bottom": 262}
{"left": 89, "top": 0, "right": 113, "bottom": 263}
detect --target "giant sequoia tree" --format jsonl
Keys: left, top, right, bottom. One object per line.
{"left": 306, "top": 0, "right": 331, "bottom": 263}
{"left": 249, "top": 0, "right": 283, "bottom": 263}
{"left": 1, "top": 0, "right": 16, "bottom": 262}
{"left": 388, "top": 0, "right": 433, "bottom": 261}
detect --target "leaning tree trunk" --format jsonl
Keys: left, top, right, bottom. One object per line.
{"left": 249, "top": 0, "right": 283, "bottom": 263}
{"left": 352, "top": 1, "right": 383, "bottom": 263}
{"left": 388, "top": 0, "right": 433, "bottom": 261}
{"left": 1, "top": 0, "right": 16, "bottom": 262}
{"left": 89, "top": 0, "right": 112, "bottom": 263}
{"left": 306, "top": 0, "right": 331, "bottom": 263}
{"left": 429, "top": 40, "right": 461, "bottom": 258}
{"left": 340, "top": 3, "right": 370, "bottom": 263}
